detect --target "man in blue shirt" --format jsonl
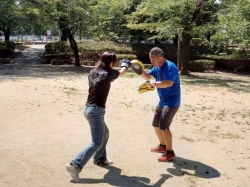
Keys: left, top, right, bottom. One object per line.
{"left": 133, "top": 47, "right": 181, "bottom": 162}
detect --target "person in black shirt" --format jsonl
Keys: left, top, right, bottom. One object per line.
{"left": 66, "top": 51, "right": 131, "bottom": 182}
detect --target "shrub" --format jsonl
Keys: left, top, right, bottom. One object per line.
{"left": 116, "top": 54, "right": 137, "bottom": 60}
{"left": 191, "top": 38, "right": 203, "bottom": 45}
{"left": 190, "top": 45, "right": 216, "bottom": 56}
{"left": 45, "top": 41, "right": 70, "bottom": 54}
{"left": 189, "top": 59, "right": 215, "bottom": 72}
{"left": 0, "top": 41, "right": 15, "bottom": 57}
{"left": 78, "top": 41, "right": 132, "bottom": 53}
{"left": 44, "top": 41, "right": 178, "bottom": 64}
{"left": 238, "top": 40, "right": 250, "bottom": 50}
{"left": 210, "top": 35, "right": 226, "bottom": 45}
{"left": 5, "top": 41, "right": 15, "bottom": 51}
{"left": 214, "top": 59, "right": 250, "bottom": 72}
{"left": 230, "top": 50, "right": 249, "bottom": 60}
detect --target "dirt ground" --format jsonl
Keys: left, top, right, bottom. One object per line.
{"left": 0, "top": 45, "right": 250, "bottom": 187}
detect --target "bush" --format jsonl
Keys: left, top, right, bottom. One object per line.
{"left": 214, "top": 59, "right": 250, "bottom": 72}
{"left": 45, "top": 41, "right": 70, "bottom": 54}
{"left": 238, "top": 40, "right": 250, "bottom": 50}
{"left": 191, "top": 38, "right": 203, "bottom": 45}
{"left": 0, "top": 45, "right": 8, "bottom": 58}
{"left": 230, "top": 50, "right": 249, "bottom": 60}
{"left": 44, "top": 41, "right": 178, "bottom": 64}
{"left": 116, "top": 54, "right": 137, "bottom": 60}
{"left": 210, "top": 35, "right": 226, "bottom": 45}
{"left": 190, "top": 45, "right": 216, "bottom": 56}
{"left": 3, "top": 41, "right": 15, "bottom": 51}
{"left": 0, "top": 41, "right": 15, "bottom": 57}
{"left": 78, "top": 41, "right": 132, "bottom": 54}
{"left": 189, "top": 59, "right": 215, "bottom": 72}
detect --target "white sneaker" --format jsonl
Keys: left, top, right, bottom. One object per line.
{"left": 65, "top": 163, "right": 81, "bottom": 182}
{"left": 103, "top": 159, "right": 113, "bottom": 165}
{"left": 94, "top": 159, "right": 113, "bottom": 166}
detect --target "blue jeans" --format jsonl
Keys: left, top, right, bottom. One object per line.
{"left": 71, "top": 105, "right": 109, "bottom": 169}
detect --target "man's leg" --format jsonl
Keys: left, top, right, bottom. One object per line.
{"left": 161, "top": 129, "right": 173, "bottom": 151}
{"left": 158, "top": 128, "right": 175, "bottom": 162}
{"left": 154, "top": 126, "right": 165, "bottom": 145}
{"left": 151, "top": 106, "right": 166, "bottom": 153}
{"left": 157, "top": 106, "right": 179, "bottom": 162}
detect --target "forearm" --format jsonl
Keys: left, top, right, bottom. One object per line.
{"left": 141, "top": 70, "right": 152, "bottom": 80}
{"left": 119, "top": 67, "right": 127, "bottom": 77}
{"left": 153, "top": 80, "right": 173, "bottom": 88}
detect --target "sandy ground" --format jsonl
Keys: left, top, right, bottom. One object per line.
{"left": 0, "top": 45, "right": 250, "bottom": 187}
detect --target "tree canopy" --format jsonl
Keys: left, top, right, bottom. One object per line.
{"left": 1, "top": 0, "right": 249, "bottom": 72}
{"left": 125, "top": 0, "right": 219, "bottom": 74}
{"left": 215, "top": 0, "right": 250, "bottom": 46}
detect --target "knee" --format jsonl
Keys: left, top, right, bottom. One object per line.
{"left": 92, "top": 140, "right": 104, "bottom": 150}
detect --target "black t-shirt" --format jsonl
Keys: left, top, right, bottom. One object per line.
{"left": 86, "top": 68, "right": 119, "bottom": 108}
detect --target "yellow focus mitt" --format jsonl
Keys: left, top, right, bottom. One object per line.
{"left": 131, "top": 60, "right": 144, "bottom": 75}
{"left": 138, "top": 81, "right": 155, "bottom": 94}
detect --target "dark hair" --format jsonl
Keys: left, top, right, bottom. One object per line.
{"left": 149, "top": 47, "right": 165, "bottom": 57}
{"left": 96, "top": 51, "right": 118, "bottom": 70}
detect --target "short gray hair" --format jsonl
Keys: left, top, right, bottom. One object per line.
{"left": 149, "top": 47, "right": 165, "bottom": 57}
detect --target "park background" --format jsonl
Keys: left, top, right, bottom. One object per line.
{"left": 1, "top": 0, "right": 250, "bottom": 74}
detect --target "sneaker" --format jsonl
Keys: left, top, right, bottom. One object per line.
{"left": 103, "top": 159, "right": 113, "bottom": 165}
{"left": 65, "top": 163, "right": 81, "bottom": 182}
{"left": 94, "top": 159, "right": 113, "bottom": 166}
{"left": 151, "top": 145, "right": 166, "bottom": 153}
{"left": 158, "top": 151, "right": 175, "bottom": 162}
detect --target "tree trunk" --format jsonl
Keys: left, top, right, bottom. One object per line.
{"left": 68, "top": 32, "right": 80, "bottom": 67}
{"left": 206, "top": 33, "right": 211, "bottom": 42}
{"left": 172, "top": 34, "right": 178, "bottom": 44}
{"left": 58, "top": 15, "right": 80, "bottom": 66}
{"left": 79, "top": 27, "right": 82, "bottom": 41}
{"left": 180, "top": 33, "right": 192, "bottom": 75}
{"left": 79, "top": 19, "right": 82, "bottom": 41}
{"left": 154, "top": 38, "right": 159, "bottom": 44}
{"left": 61, "top": 33, "right": 67, "bottom": 41}
{"left": 177, "top": 37, "right": 181, "bottom": 71}
{"left": 4, "top": 26, "right": 10, "bottom": 41}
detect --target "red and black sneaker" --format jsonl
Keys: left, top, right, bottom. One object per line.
{"left": 158, "top": 150, "right": 175, "bottom": 162}
{"left": 151, "top": 145, "right": 166, "bottom": 153}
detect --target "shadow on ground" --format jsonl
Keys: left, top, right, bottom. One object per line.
{"left": 0, "top": 64, "right": 92, "bottom": 81}
{"left": 71, "top": 157, "right": 219, "bottom": 187}
{"left": 181, "top": 73, "right": 250, "bottom": 93}
{"left": 168, "top": 156, "right": 220, "bottom": 178}
{"left": 72, "top": 165, "right": 172, "bottom": 187}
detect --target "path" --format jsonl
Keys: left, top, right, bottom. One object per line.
{"left": 0, "top": 45, "right": 89, "bottom": 80}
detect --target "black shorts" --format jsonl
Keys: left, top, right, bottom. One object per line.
{"left": 152, "top": 106, "right": 179, "bottom": 130}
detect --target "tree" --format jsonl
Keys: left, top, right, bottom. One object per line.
{"left": 37, "top": 0, "right": 95, "bottom": 67}
{"left": 86, "top": 0, "right": 150, "bottom": 43}
{"left": 87, "top": 0, "right": 127, "bottom": 41}
{"left": 16, "top": 1, "right": 49, "bottom": 36}
{"left": 126, "top": 0, "right": 219, "bottom": 75}
{"left": 215, "top": 0, "right": 250, "bottom": 47}
{"left": 0, "top": 0, "right": 54, "bottom": 41}
{"left": 0, "top": 1, "right": 17, "bottom": 41}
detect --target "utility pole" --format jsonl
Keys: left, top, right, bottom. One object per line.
{"left": 177, "top": 37, "right": 181, "bottom": 71}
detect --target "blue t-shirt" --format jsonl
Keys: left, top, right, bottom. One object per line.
{"left": 148, "top": 60, "right": 181, "bottom": 107}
